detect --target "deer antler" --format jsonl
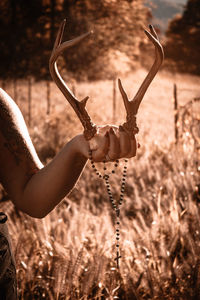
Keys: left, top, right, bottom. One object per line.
{"left": 50, "top": 21, "right": 164, "bottom": 141}
{"left": 118, "top": 25, "right": 164, "bottom": 137}
{"left": 49, "top": 19, "right": 97, "bottom": 140}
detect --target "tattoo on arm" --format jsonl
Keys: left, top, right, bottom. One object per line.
{"left": 0, "top": 95, "right": 40, "bottom": 175}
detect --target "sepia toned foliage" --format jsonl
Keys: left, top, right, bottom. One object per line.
{"left": 0, "top": 1, "right": 199, "bottom": 298}
{"left": 62, "top": 0, "right": 150, "bottom": 80}
{"left": 165, "top": 0, "right": 200, "bottom": 75}
{"left": 1, "top": 71, "right": 199, "bottom": 299}
{"left": 0, "top": 0, "right": 150, "bottom": 80}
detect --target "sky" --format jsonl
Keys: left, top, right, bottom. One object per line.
{"left": 145, "top": 0, "right": 188, "bottom": 34}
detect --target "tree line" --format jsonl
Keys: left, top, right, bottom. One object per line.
{"left": 0, "top": 0, "right": 150, "bottom": 81}
{"left": 1, "top": 0, "right": 199, "bottom": 80}
{"left": 165, "top": 0, "right": 200, "bottom": 76}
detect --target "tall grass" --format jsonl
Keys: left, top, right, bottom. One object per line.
{"left": 1, "top": 71, "right": 200, "bottom": 299}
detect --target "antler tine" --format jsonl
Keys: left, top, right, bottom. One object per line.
{"left": 133, "top": 24, "right": 164, "bottom": 111}
{"left": 119, "top": 25, "right": 164, "bottom": 135}
{"left": 49, "top": 19, "right": 97, "bottom": 140}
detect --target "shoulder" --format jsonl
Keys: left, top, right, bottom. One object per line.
{"left": 0, "top": 88, "right": 19, "bottom": 120}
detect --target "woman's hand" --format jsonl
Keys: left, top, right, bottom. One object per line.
{"left": 74, "top": 125, "right": 139, "bottom": 162}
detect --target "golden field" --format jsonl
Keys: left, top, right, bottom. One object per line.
{"left": 1, "top": 68, "right": 200, "bottom": 299}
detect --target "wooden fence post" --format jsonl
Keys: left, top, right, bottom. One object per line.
{"left": 46, "top": 80, "right": 51, "bottom": 115}
{"left": 28, "top": 77, "right": 32, "bottom": 127}
{"left": 173, "top": 83, "right": 179, "bottom": 144}
{"left": 112, "top": 77, "right": 117, "bottom": 123}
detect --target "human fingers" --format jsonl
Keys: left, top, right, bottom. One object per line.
{"left": 106, "top": 127, "right": 120, "bottom": 161}
{"left": 118, "top": 125, "right": 131, "bottom": 158}
{"left": 125, "top": 134, "right": 137, "bottom": 158}
{"left": 91, "top": 131, "right": 109, "bottom": 162}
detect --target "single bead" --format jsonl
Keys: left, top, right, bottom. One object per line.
{"left": 116, "top": 245, "right": 119, "bottom": 247}
{"left": 112, "top": 170, "right": 115, "bottom": 174}
{"left": 115, "top": 163, "right": 118, "bottom": 167}
{"left": 116, "top": 237, "right": 120, "bottom": 240}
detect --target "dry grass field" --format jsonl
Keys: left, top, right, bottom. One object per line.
{"left": 1, "top": 68, "right": 200, "bottom": 299}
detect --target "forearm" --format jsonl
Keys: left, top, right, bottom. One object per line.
{"left": 20, "top": 135, "right": 88, "bottom": 218}
{"left": 0, "top": 89, "right": 89, "bottom": 218}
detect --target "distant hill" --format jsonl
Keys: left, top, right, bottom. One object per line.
{"left": 145, "top": 0, "right": 187, "bottom": 34}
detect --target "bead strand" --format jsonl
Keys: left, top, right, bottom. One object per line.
{"left": 89, "top": 149, "right": 102, "bottom": 178}
{"left": 89, "top": 149, "right": 128, "bottom": 269}
{"left": 119, "top": 159, "right": 128, "bottom": 206}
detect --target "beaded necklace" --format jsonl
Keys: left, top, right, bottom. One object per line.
{"left": 89, "top": 149, "right": 128, "bottom": 269}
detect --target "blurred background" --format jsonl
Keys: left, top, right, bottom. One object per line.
{"left": 0, "top": 0, "right": 199, "bottom": 81}
{"left": 0, "top": 1, "right": 200, "bottom": 299}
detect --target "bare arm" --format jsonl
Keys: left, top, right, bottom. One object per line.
{"left": 0, "top": 89, "right": 137, "bottom": 218}
{"left": 0, "top": 88, "right": 92, "bottom": 217}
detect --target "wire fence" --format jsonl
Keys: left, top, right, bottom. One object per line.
{"left": 1, "top": 78, "right": 199, "bottom": 149}
{"left": 1, "top": 77, "right": 118, "bottom": 127}
{"left": 173, "top": 83, "right": 200, "bottom": 149}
